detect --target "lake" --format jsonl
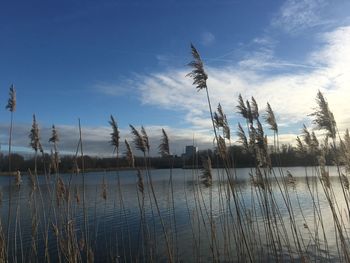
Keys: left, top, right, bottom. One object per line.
{"left": 0, "top": 166, "right": 349, "bottom": 262}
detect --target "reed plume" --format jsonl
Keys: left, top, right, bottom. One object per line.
{"left": 109, "top": 115, "right": 120, "bottom": 154}
{"left": 251, "top": 96, "right": 259, "bottom": 120}
{"left": 124, "top": 139, "right": 135, "bottom": 168}
{"left": 141, "top": 126, "right": 150, "bottom": 154}
{"left": 159, "top": 129, "right": 170, "bottom": 157}
{"left": 49, "top": 125, "right": 60, "bottom": 172}
{"left": 246, "top": 100, "right": 253, "bottom": 124}
{"left": 29, "top": 114, "right": 41, "bottom": 174}
{"left": 214, "top": 104, "right": 230, "bottom": 140}
{"left": 29, "top": 115, "right": 40, "bottom": 153}
{"left": 49, "top": 125, "right": 59, "bottom": 143}
{"left": 6, "top": 84, "right": 16, "bottom": 173}
{"left": 302, "top": 125, "right": 312, "bottom": 148}
{"left": 310, "top": 91, "right": 336, "bottom": 139}
{"left": 237, "top": 94, "right": 248, "bottom": 119}
{"left": 201, "top": 156, "right": 212, "bottom": 187}
{"left": 265, "top": 102, "right": 278, "bottom": 133}
{"left": 296, "top": 136, "right": 307, "bottom": 156}
{"left": 130, "top": 125, "right": 146, "bottom": 154}
{"left": 6, "top": 84, "right": 16, "bottom": 112}
{"left": 187, "top": 44, "right": 208, "bottom": 91}
{"left": 237, "top": 123, "right": 249, "bottom": 152}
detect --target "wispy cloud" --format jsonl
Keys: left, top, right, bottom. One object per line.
{"left": 272, "top": 0, "right": 329, "bottom": 34}
{"left": 200, "top": 31, "right": 216, "bottom": 46}
{"left": 94, "top": 82, "right": 134, "bottom": 97}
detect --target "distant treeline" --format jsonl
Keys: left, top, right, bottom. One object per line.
{"left": 0, "top": 143, "right": 335, "bottom": 174}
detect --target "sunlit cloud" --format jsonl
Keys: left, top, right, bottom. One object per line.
{"left": 135, "top": 25, "right": 350, "bottom": 142}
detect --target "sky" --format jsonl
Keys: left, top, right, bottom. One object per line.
{"left": 0, "top": 0, "right": 350, "bottom": 156}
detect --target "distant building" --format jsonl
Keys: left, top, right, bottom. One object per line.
{"left": 182, "top": 145, "right": 198, "bottom": 159}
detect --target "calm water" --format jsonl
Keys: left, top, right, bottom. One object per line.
{"left": 0, "top": 166, "right": 349, "bottom": 262}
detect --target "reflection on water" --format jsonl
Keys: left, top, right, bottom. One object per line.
{"left": 0, "top": 166, "right": 349, "bottom": 262}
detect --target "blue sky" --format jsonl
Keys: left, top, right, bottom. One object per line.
{"left": 1, "top": 0, "right": 350, "bottom": 156}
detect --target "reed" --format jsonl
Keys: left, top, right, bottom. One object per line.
{"left": 2, "top": 48, "right": 350, "bottom": 263}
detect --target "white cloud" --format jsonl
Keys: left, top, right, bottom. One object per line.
{"left": 135, "top": 25, "right": 350, "bottom": 143}
{"left": 272, "top": 0, "right": 328, "bottom": 34}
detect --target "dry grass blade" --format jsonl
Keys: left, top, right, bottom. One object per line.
{"left": 130, "top": 125, "right": 146, "bottom": 153}
{"left": 125, "top": 139, "right": 135, "bottom": 168}
{"left": 321, "top": 169, "right": 330, "bottom": 188}
{"left": 341, "top": 173, "right": 349, "bottom": 190}
{"left": 265, "top": 102, "right": 278, "bottom": 133}
{"left": 310, "top": 91, "right": 336, "bottom": 138}
{"left": 6, "top": 84, "right": 16, "bottom": 112}
{"left": 109, "top": 115, "right": 120, "bottom": 153}
{"left": 159, "top": 128, "right": 170, "bottom": 157}
{"left": 187, "top": 44, "right": 208, "bottom": 91}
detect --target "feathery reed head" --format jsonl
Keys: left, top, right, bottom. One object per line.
{"left": 29, "top": 114, "right": 40, "bottom": 152}
{"left": 109, "top": 115, "right": 120, "bottom": 153}
{"left": 217, "top": 136, "right": 227, "bottom": 159}
{"left": 302, "top": 124, "right": 312, "bottom": 147}
{"left": 130, "top": 125, "right": 146, "bottom": 153}
{"left": 187, "top": 44, "right": 208, "bottom": 91}
{"left": 310, "top": 91, "right": 336, "bottom": 138}
{"left": 237, "top": 123, "right": 249, "bottom": 151}
{"left": 124, "top": 139, "right": 135, "bottom": 168}
{"left": 49, "top": 125, "right": 59, "bottom": 143}
{"left": 265, "top": 102, "right": 278, "bottom": 133}
{"left": 141, "top": 126, "right": 150, "bottom": 153}
{"left": 159, "top": 128, "right": 170, "bottom": 157}
{"left": 214, "top": 103, "right": 230, "bottom": 140}
{"left": 6, "top": 84, "right": 16, "bottom": 112}
{"left": 246, "top": 100, "right": 253, "bottom": 124}
{"left": 251, "top": 96, "right": 259, "bottom": 120}
{"left": 296, "top": 136, "right": 306, "bottom": 156}
{"left": 237, "top": 94, "right": 248, "bottom": 119}
{"left": 201, "top": 156, "right": 212, "bottom": 187}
